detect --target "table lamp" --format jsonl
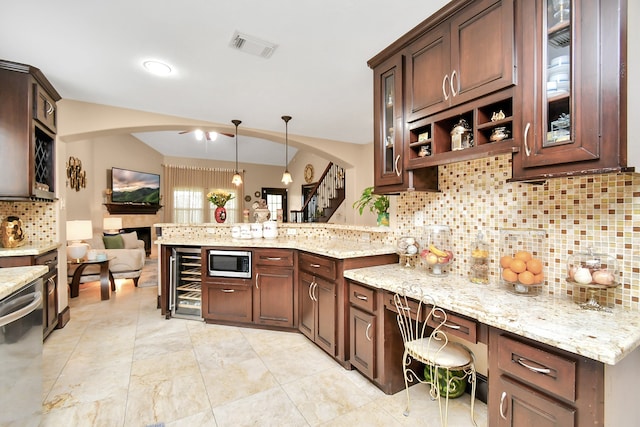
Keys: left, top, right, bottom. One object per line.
{"left": 66, "top": 220, "right": 93, "bottom": 262}
{"left": 103, "top": 217, "right": 123, "bottom": 235}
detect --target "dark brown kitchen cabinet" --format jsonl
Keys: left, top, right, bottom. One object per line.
{"left": 512, "top": 0, "right": 629, "bottom": 181}
{"left": 0, "top": 60, "right": 60, "bottom": 201}
{"left": 348, "top": 282, "right": 377, "bottom": 379}
{"left": 202, "top": 278, "right": 253, "bottom": 323}
{"left": 488, "top": 328, "right": 604, "bottom": 426}
{"left": 0, "top": 249, "right": 59, "bottom": 339}
{"left": 299, "top": 270, "right": 336, "bottom": 356}
{"left": 372, "top": 54, "right": 438, "bottom": 194}
{"left": 253, "top": 249, "right": 296, "bottom": 328}
{"left": 404, "top": 0, "right": 516, "bottom": 122}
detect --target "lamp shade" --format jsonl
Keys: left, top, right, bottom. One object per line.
{"left": 103, "top": 217, "right": 123, "bottom": 232}
{"left": 66, "top": 220, "right": 93, "bottom": 242}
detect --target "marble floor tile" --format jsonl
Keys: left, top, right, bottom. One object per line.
{"left": 43, "top": 280, "right": 487, "bottom": 427}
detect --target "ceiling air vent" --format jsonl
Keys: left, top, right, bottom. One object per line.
{"left": 229, "top": 31, "right": 278, "bottom": 59}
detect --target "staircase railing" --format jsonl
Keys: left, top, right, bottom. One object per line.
{"left": 291, "top": 162, "right": 345, "bottom": 223}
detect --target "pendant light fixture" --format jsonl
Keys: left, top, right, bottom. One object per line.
{"left": 231, "top": 119, "right": 243, "bottom": 186}
{"left": 281, "top": 115, "right": 293, "bottom": 185}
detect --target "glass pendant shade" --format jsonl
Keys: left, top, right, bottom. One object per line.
{"left": 281, "top": 170, "right": 293, "bottom": 185}
{"left": 281, "top": 115, "right": 292, "bottom": 185}
{"left": 231, "top": 119, "right": 243, "bottom": 186}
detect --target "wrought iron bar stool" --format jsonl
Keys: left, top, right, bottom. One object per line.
{"left": 393, "top": 283, "right": 477, "bottom": 426}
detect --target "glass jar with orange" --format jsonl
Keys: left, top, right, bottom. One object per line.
{"left": 499, "top": 229, "right": 546, "bottom": 295}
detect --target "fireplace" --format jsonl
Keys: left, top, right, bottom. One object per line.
{"left": 123, "top": 227, "right": 152, "bottom": 256}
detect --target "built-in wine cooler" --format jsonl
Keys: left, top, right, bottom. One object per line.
{"left": 169, "top": 247, "right": 202, "bottom": 319}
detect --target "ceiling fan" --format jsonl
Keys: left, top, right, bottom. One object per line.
{"left": 178, "top": 129, "right": 234, "bottom": 141}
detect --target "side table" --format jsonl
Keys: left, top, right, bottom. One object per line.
{"left": 68, "top": 257, "right": 116, "bottom": 300}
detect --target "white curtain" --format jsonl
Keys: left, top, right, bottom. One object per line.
{"left": 162, "top": 164, "right": 244, "bottom": 223}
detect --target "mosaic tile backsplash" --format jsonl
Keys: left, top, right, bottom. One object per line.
{"left": 0, "top": 202, "right": 57, "bottom": 245}
{"left": 393, "top": 154, "right": 640, "bottom": 311}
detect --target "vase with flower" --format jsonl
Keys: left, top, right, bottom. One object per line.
{"left": 207, "top": 190, "right": 235, "bottom": 223}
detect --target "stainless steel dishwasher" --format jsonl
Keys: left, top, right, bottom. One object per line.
{"left": 0, "top": 277, "right": 43, "bottom": 427}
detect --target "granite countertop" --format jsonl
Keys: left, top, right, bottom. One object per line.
{"left": 155, "top": 237, "right": 397, "bottom": 259}
{"left": 0, "top": 265, "right": 48, "bottom": 300}
{"left": 0, "top": 241, "right": 60, "bottom": 258}
{"left": 343, "top": 264, "right": 640, "bottom": 366}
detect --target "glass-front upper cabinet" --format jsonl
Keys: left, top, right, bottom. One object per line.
{"left": 373, "top": 55, "right": 404, "bottom": 189}
{"left": 545, "top": 0, "right": 571, "bottom": 147}
{"left": 513, "top": 0, "right": 626, "bottom": 181}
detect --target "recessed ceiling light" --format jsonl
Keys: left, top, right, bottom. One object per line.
{"left": 143, "top": 60, "right": 172, "bottom": 76}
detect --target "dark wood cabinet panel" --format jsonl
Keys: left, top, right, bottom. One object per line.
{"left": 315, "top": 276, "right": 336, "bottom": 355}
{"left": 497, "top": 375, "right": 576, "bottom": 426}
{"left": 349, "top": 306, "right": 376, "bottom": 380}
{"left": 512, "top": 0, "right": 628, "bottom": 180}
{"left": 202, "top": 280, "right": 253, "bottom": 323}
{"left": 0, "top": 60, "right": 59, "bottom": 201}
{"left": 489, "top": 328, "right": 604, "bottom": 427}
{"left": 254, "top": 267, "right": 295, "bottom": 328}
{"left": 299, "top": 271, "right": 315, "bottom": 340}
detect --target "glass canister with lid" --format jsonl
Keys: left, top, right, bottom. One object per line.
{"left": 422, "top": 225, "right": 453, "bottom": 276}
{"left": 470, "top": 231, "right": 489, "bottom": 284}
{"left": 566, "top": 248, "right": 619, "bottom": 310}
{"left": 499, "top": 229, "right": 546, "bottom": 295}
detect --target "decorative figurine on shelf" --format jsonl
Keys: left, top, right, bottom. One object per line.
{"left": 253, "top": 199, "right": 271, "bottom": 223}
{"left": 1, "top": 216, "right": 26, "bottom": 248}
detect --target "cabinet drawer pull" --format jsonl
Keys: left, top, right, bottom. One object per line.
{"left": 394, "top": 154, "right": 401, "bottom": 176}
{"left": 524, "top": 122, "right": 531, "bottom": 156}
{"left": 431, "top": 312, "right": 461, "bottom": 330}
{"left": 450, "top": 70, "right": 458, "bottom": 97}
{"left": 266, "top": 257, "right": 282, "bottom": 261}
{"left": 221, "top": 289, "right": 235, "bottom": 293}
{"left": 442, "top": 74, "right": 450, "bottom": 100}
{"left": 517, "top": 357, "right": 551, "bottom": 374}
{"left": 366, "top": 323, "right": 372, "bottom": 341}
{"left": 499, "top": 391, "right": 508, "bottom": 420}
{"left": 356, "top": 294, "right": 368, "bottom": 301}
{"left": 309, "top": 263, "right": 321, "bottom": 268}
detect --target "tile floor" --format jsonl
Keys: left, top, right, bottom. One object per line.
{"left": 42, "top": 280, "right": 487, "bottom": 426}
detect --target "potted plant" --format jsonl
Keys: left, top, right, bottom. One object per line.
{"left": 353, "top": 186, "right": 390, "bottom": 226}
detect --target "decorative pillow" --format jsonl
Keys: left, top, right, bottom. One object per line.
{"left": 87, "top": 233, "right": 106, "bottom": 250}
{"left": 103, "top": 234, "right": 125, "bottom": 249}
{"left": 121, "top": 231, "right": 139, "bottom": 249}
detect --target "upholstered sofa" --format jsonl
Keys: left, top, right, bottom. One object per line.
{"left": 67, "top": 231, "right": 146, "bottom": 286}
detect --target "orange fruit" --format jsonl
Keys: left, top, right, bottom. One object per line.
{"left": 518, "top": 271, "right": 535, "bottom": 285}
{"left": 502, "top": 268, "right": 518, "bottom": 283}
{"left": 514, "top": 251, "right": 533, "bottom": 262}
{"left": 510, "top": 259, "right": 527, "bottom": 274}
{"left": 534, "top": 272, "right": 545, "bottom": 284}
{"left": 527, "top": 258, "right": 543, "bottom": 275}
{"left": 500, "top": 256, "right": 513, "bottom": 269}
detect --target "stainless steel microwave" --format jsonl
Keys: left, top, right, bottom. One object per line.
{"left": 207, "top": 249, "right": 252, "bottom": 278}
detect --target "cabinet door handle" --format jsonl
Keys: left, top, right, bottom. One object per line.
{"left": 442, "top": 74, "right": 450, "bottom": 100}
{"left": 45, "top": 99, "right": 54, "bottom": 115}
{"left": 221, "top": 289, "right": 235, "bottom": 293}
{"left": 312, "top": 281, "right": 318, "bottom": 302}
{"left": 517, "top": 357, "right": 551, "bottom": 374}
{"left": 47, "top": 276, "right": 56, "bottom": 294}
{"left": 308, "top": 280, "right": 315, "bottom": 301}
{"left": 450, "top": 70, "right": 458, "bottom": 97}
{"left": 255, "top": 273, "right": 260, "bottom": 289}
{"left": 309, "top": 263, "right": 321, "bottom": 268}
{"left": 356, "top": 294, "right": 368, "bottom": 301}
{"left": 499, "top": 391, "right": 508, "bottom": 420}
{"left": 365, "top": 323, "right": 372, "bottom": 341}
{"left": 169, "top": 256, "right": 176, "bottom": 311}
{"left": 394, "top": 154, "right": 401, "bottom": 177}
{"left": 524, "top": 122, "right": 532, "bottom": 156}
{"left": 266, "top": 257, "right": 282, "bottom": 261}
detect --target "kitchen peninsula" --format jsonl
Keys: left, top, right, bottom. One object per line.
{"left": 156, "top": 222, "right": 640, "bottom": 426}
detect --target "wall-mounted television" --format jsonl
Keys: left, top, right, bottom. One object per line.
{"left": 111, "top": 167, "right": 160, "bottom": 204}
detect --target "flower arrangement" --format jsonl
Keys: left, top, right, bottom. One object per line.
{"left": 207, "top": 190, "right": 234, "bottom": 207}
